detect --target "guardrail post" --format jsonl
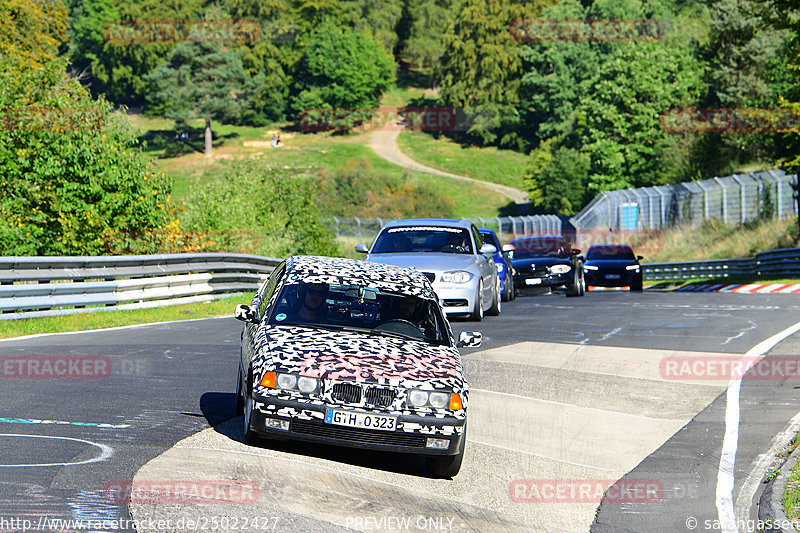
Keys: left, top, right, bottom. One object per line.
{"left": 730, "top": 174, "right": 746, "bottom": 224}
{"left": 697, "top": 181, "right": 710, "bottom": 221}
{"left": 332, "top": 216, "right": 340, "bottom": 239}
{"left": 496, "top": 217, "right": 502, "bottom": 236}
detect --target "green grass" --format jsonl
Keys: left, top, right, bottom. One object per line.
{"left": 781, "top": 433, "right": 800, "bottom": 527}
{"left": 645, "top": 218, "right": 800, "bottom": 263}
{"left": 128, "top": 114, "right": 512, "bottom": 217}
{"left": 0, "top": 294, "right": 253, "bottom": 339}
{"left": 397, "top": 130, "right": 528, "bottom": 190}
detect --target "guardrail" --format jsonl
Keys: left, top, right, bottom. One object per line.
{"left": 643, "top": 248, "right": 800, "bottom": 281}
{"left": 0, "top": 253, "right": 281, "bottom": 320}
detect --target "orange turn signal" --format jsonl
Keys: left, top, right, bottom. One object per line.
{"left": 449, "top": 393, "right": 463, "bottom": 411}
{"left": 259, "top": 371, "right": 276, "bottom": 388}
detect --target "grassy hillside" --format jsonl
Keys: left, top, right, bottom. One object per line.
{"left": 397, "top": 130, "right": 528, "bottom": 190}
{"left": 644, "top": 217, "right": 800, "bottom": 263}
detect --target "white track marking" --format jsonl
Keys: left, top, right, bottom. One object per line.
{"left": 716, "top": 320, "right": 800, "bottom": 533}
{"left": 0, "top": 316, "right": 231, "bottom": 343}
{"left": 0, "top": 434, "right": 113, "bottom": 467}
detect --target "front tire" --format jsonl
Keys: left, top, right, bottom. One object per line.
{"left": 242, "top": 369, "right": 260, "bottom": 445}
{"left": 427, "top": 425, "right": 466, "bottom": 478}
{"left": 486, "top": 277, "right": 501, "bottom": 316}
{"left": 566, "top": 268, "right": 583, "bottom": 297}
{"left": 469, "top": 280, "right": 484, "bottom": 321}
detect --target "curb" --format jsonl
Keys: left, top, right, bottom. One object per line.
{"left": 759, "top": 445, "right": 800, "bottom": 532}
{"left": 674, "top": 283, "right": 800, "bottom": 293}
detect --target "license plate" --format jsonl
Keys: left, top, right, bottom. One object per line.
{"left": 325, "top": 409, "right": 397, "bottom": 431}
{"left": 606, "top": 274, "right": 621, "bottom": 279}
{"left": 525, "top": 278, "right": 542, "bottom": 285}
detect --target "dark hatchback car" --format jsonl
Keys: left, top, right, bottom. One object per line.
{"left": 508, "top": 235, "right": 584, "bottom": 297}
{"left": 583, "top": 244, "right": 643, "bottom": 291}
{"left": 478, "top": 228, "right": 515, "bottom": 301}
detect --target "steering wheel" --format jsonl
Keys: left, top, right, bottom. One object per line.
{"left": 374, "top": 319, "right": 424, "bottom": 339}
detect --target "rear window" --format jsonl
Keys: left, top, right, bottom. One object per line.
{"left": 587, "top": 246, "right": 636, "bottom": 260}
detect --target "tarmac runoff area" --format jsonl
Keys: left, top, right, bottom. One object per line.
{"left": 129, "top": 341, "right": 732, "bottom": 533}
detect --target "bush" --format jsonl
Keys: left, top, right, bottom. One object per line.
{"left": 182, "top": 161, "right": 339, "bottom": 258}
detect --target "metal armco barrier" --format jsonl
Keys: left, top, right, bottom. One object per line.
{"left": 643, "top": 248, "right": 800, "bottom": 281}
{"left": 0, "top": 253, "right": 281, "bottom": 320}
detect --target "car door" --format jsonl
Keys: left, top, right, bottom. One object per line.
{"left": 471, "top": 225, "right": 495, "bottom": 307}
{"left": 242, "top": 261, "right": 286, "bottom": 373}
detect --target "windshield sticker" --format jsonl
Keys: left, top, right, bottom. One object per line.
{"left": 275, "top": 313, "right": 287, "bottom": 321}
{"left": 388, "top": 226, "right": 462, "bottom": 233}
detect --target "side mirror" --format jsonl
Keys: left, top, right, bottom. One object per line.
{"left": 457, "top": 331, "right": 482, "bottom": 348}
{"left": 502, "top": 244, "right": 515, "bottom": 252}
{"left": 354, "top": 243, "right": 369, "bottom": 254}
{"left": 570, "top": 248, "right": 581, "bottom": 256}
{"left": 479, "top": 244, "right": 497, "bottom": 255}
{"left": 637, "top": 255, "right": 643, "bottom": 261}
{"left": 234, "top": 304, "right": 259, "bottom": 324}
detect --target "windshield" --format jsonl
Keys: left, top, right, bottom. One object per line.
{"left": 267, "top": 282, "right": 450, "bottom": 345}
{"left": 510, "top": 237, "right": 568, "bottom": 258}
{"left": 371, "top": 226, "right": 473, "bottom": 254}
{"left": 587, "top": 246, "right": 636, "bottom": 261}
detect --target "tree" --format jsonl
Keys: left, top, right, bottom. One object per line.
{"left": 145, "top": 40, "right": 266, "bottom": 155}
{"left": 438, "top": 0, "right": 554, "bottom": 148}
{"left": 401, "top": 0, "right": 460, "bottom": 85}
{"left": 0, "top": 1, "right": 176, "bottom": 255}
{"left": 68, "top": 0, "right": 204, "bottom": 105}
{"left": 291, "top": 21, "right": 395, "bottom": 123}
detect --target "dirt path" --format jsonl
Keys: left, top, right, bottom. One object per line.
{"left": 369, "top": 129, "right": 529, "bottom": 205}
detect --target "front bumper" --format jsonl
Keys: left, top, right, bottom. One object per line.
{"left": 250, "top": 393, "right": 465, "bottom": 456}
{"left": 513, "top": 272, "right": 571, "bottom": 291}
{"left": 431, "top": 282, "right": 477, "bottom": 316}
{"left": 584, "top": 269, "right": 641, "bottom": 287}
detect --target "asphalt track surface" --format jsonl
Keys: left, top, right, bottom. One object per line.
{"left": 1, "top": 290, "right": 800, "bottom": 532}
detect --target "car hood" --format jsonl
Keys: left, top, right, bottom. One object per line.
{"left": 366, "top": 253, "right": 478, "bottom": 273}
{"left": 584, "top": 259, "right": 638, "bottom": 268}
{"left": 263, "top": 325, "right": 463, "bottom": 384}
{"left": 512, "top": 256, "right": 571, "bottom": 269}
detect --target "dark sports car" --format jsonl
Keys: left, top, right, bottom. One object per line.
{"left": 508, "top": 235, "right": 584, "bottom": 297}
{"left": 234, "top": 255, "right": 482, "bottom": 478}
{"left": 583, "top": 244, "right": 643, "bottom": 291}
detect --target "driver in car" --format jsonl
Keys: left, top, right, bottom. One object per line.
{"left": 292, "top": 282, "right": 329, "bottom": 322}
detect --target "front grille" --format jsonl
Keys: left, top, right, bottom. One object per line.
{"left": 422, "top": 272, "right": 435, "bottom": 282}
{"left": 331, "top": 383, "right": 362, "bottom": 404}
{"left": 365, "top": 387, "right": 396, "bottom": 407}
{"left": 523, "top": 267, "right": 549, "bottom": 276}
{"left": 291, "top": 419, "right": 426, "bottom": 448}
{"left": 442, "top": 299, "right": 468, "bottom": 307}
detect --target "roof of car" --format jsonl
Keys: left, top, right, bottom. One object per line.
{"left": 383, "top": 218, "right": 472, "bottom": 230}
{"left": 588, "top": 244, "right": 633, "bottom": 251}
{"left": 284, "top": 256, "right": 436, "bottom": 299}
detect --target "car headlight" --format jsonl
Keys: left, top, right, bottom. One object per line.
{"left": 429, "top": 392, "right": 450, "bottom": 408}
{"left": 440, "top": 271, "right": 474, "bottom": 283}
{"left": 407, "top": 389, "right": 462, "bottom": 410}
{"left": 584, "top": 265, "right": 599, "bottom": 271}
{"left": 626, "top": 265, "right": 641, "bottom": 271}
{"left": 550, "top": 264, "right": 572, "bottom": 275}
{"left": 276, "top": 373, "right": 297, "bottom": 389}
{"left": 408, "top": 389, "right": 429, "bottom": 406}
{"left": 272, "top": 372, "right": 320, "bottom": 395}
{"left": 496, "top": 262, "right": 505, "bottom": 273}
